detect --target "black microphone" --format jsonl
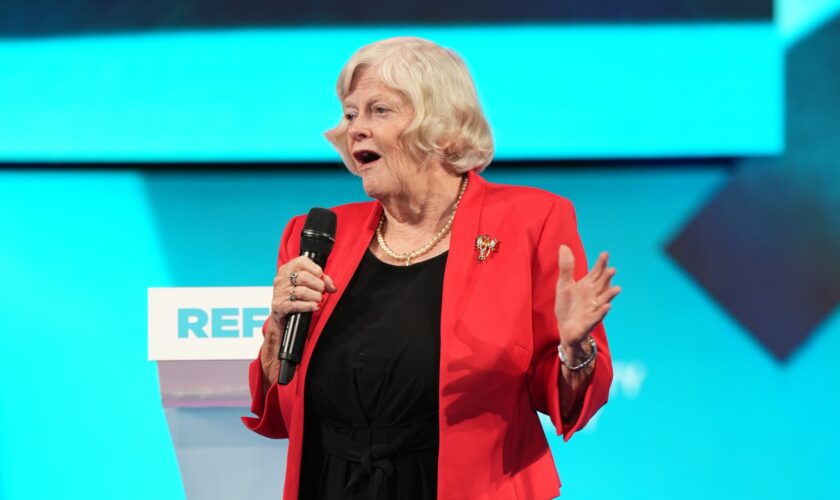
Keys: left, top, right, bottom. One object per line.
{"left": 277, "top": 208, "right": 337, "bottom": 385}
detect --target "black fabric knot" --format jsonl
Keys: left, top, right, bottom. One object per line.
{"left": 359, "top": 443, "right": 396, "bottom": 478}
{"left": 319, "top": 417, "right": 436, "bottom": 500}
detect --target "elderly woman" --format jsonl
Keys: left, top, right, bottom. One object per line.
{"left": 243, "top": 37, "right": 619, "bottom": 499}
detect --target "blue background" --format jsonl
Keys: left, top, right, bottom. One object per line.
{"left": 2, "top": 0, "right": 840, "bottom": 498}
{"left": 0, "top": 26, "right": 781, "bottom": 160}
{"left": 2, "top": 168, "right": 838, "bottom": 499}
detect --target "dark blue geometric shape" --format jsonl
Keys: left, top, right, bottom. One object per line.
{"left": 666, "top": 163, "right": 840, "bottom": 360}
{"left": 666, "top": 13, "right": 840, "bottom": 361}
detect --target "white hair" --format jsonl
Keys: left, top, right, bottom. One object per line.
{"left": 324, "top": 36, "right": 494, "bottom": 174}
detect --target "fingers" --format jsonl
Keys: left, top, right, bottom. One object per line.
{"left": 587, "top": 251, "right": 616, "bottom": 296}
{"left": 593, "top": 285, "right": 622, "bottom": 314}
{"left": 585, "top": 298, "right": 615, "bottom": 329}
{"left": 597, "top": 266, "right": 617, "bottom": 294}
{"left": 271, "top": 291, "right": 320, "bottom": 324}
{"left": 276, "top": 255, "right": 311, "bottom": 275}
{"left": 276, "top": 256, "right": 337, "bottom": 290}
{"left": 323, "top": 274, "right": 337, "bottom": 293}
{"left": 590, "top": 252, "right": 609, "bottom": 282}
{"left": 288, "top": 285, "right": 323, "bottom": 303}
{"left": 288, "top": 255, "right": 324, "bottom": 277}
{"left": 560, "top": 246, "right": 610, "bottom": 285}
{"left": 271, "top": 256, "right": 337, "bottom": 323}
{"left": 604, "top": 285, "right": 621, "bottom": 302}
{"left": 274, "top": 270, "right": 326, "bottom": 292}
{"left": 558, "top": 245, "right": 575, "bottom": 282}
{"left": 555, "top": 247, "right": 620, "bottom": 332}
{"left": 596, "top": 302, "right": 612, "bottom": 321}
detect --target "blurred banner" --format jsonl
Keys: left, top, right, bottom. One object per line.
{"left": 0, "top": 1, "right": 780, "bottom": 161}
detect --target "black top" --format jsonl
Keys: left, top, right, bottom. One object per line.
{"left": 299, "top": 248, "right": 447, "bottom": 500}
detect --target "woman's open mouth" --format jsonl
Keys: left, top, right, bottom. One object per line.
{"left": 352, "top": 150, "right": 382, "bottom": 167}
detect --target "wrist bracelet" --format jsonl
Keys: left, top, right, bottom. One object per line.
{"left": 558, "top": 336, "right": 597, "bottom": 371}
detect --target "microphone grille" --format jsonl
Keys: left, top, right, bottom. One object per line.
{"left": 300, "top": 208, "right": 337, "bottom": 255}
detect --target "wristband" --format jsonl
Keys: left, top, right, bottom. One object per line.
{"left": 558, "top": 336, "right": 597, "bottom": 371}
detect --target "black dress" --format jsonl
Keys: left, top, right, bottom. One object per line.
{"left": 299, "top": 248, "right": 446, "bottom": 500}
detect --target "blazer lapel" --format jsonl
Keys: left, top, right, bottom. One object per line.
{"left": 441, "top": 170, "right": 487, "bottom": 326}
{"left": 295, "top": 200, "right": 382, "bottom": 394}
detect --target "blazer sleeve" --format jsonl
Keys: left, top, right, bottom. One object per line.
{"left": 528, "top": 197, "right": 613, "bottom": 442}
{"left": 241, "top": 215, "right": 304, "bottom": 439}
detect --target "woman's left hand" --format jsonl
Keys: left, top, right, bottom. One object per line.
{"left": 554, "top": 245, "right": 621, "bottom": 348}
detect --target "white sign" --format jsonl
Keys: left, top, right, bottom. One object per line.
{"left": 148, "top": 287, "right": 272, "bottom": 361}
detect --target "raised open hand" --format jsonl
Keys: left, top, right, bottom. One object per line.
{"left": 554, "top": 245, "right": 620, "bottom": 347}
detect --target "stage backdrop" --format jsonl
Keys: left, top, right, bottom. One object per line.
{"left": 2, "top": 1, "right": 840, "bottom": 499}
{"left": 2, "top": 166, "right": 839, "bottom": 499}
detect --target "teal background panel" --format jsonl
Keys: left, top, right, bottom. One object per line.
{"left": 0, "top": 172, "right": 183, "bottom": 499}
{"left": 0, "top": 24, "right": 781, "bottom": 161}
{"left": 2, "top": 167, "right": 837, "bottom": 499}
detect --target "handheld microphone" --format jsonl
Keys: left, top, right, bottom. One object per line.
{"left": 277, "top": 208, "right": 337, "bottom": 385}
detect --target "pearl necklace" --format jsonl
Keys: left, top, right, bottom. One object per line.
{"left": 376, "top": 175, "right": 469, "bottom": 266}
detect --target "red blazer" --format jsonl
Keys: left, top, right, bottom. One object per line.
{"left": 242, "top": 170, "right": 612, "bottom": 499}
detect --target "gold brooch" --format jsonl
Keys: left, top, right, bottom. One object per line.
{"left": 475, "top": 235, "right": 499, "bottom": 262}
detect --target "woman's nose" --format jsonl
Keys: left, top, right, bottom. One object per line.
{"left": 348, "top": 118, "right": 370, "bottom": 141}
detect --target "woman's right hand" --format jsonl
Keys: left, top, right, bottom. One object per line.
{"left": 260, "top": 256, "right": 337, "bottom": 391}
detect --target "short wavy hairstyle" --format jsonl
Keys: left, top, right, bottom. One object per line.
{"left": 324, "top": 37, "right": 494, "bottom": 174}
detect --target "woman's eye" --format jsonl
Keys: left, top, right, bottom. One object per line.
{"left": 344, "top": 113, "right": 356, "bottom": 121}
{"left": 374, "top": 106, "right": 389, "bottom": 114}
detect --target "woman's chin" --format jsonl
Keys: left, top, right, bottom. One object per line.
{"left": 360, "top": 178, "right": 383, "bottom": 199}
{"left": 359, "top": 168, "right": 392, "bottom": 200}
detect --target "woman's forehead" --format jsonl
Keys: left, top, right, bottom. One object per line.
{"left": 348, "top": 71, "right": 387, "bottom": 95}
{"left": 344, "top": 75, "right": 404, "bottom": 106}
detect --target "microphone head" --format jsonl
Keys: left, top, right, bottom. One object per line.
{"left": 301, "top": 208, "right": 337, "bottom": 255}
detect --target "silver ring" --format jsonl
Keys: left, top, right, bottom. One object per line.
{"left": 289, "top": 287, "right": 297, "bottom": 302}
{"left": 289, "top": 271, "right": 299, "bottom": 287}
